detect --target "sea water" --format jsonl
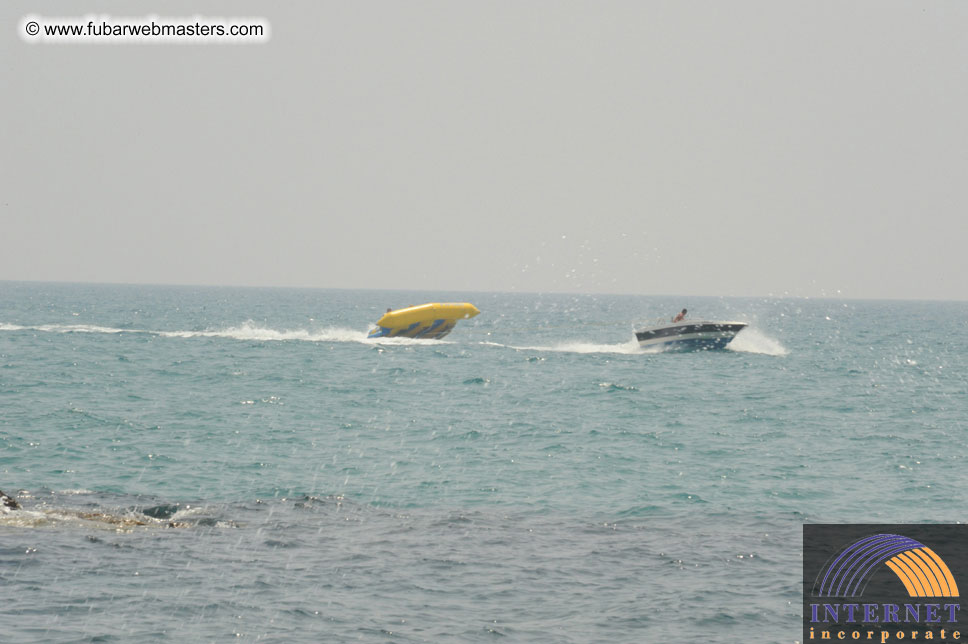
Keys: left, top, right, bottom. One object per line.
{"left": 1, "top": 282, "right": 966, "bottom": 643}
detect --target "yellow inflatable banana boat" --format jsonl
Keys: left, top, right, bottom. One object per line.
{"left": 367, "top": 302, "right": 480, "bottom": 339}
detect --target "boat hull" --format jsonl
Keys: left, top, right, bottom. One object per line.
{"left": 634, "top": 321, "right": 747, "bottom": 351}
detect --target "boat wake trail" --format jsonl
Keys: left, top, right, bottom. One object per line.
{"left": 158, "top": 322, "right": 369, "bottom": 344}
{"left": 0, "top": 322, "right": 134, "bottom": 335}
{"left": 0, "top": 321, "right": 446, "bottom": 346}
{"left": 481, "top": 339, "right": 656, "bottom": 355}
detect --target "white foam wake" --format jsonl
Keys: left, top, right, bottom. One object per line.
{"left": 726, "top": 328, "right": 789, "bottom": 356}
{"left": 0, "top": 322, "right": 129, "bottom": 334}
{"left": 158, "top": 324, "right": 451, "bottom": 345}
{"left": 156, "top": 322, "right": 368, "bottom": 343}
{"left": 482, "top": 339, "right": 654, "bottom": 355}
{"left": 0, "top": 321, "right": 453, "bottom": 346}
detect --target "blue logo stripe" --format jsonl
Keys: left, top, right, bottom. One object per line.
{"left": 818, "top": 534, "right": 926, "bottom": 597}
{"left": 819, "top": 534, "right": 890, "bottom": 595}
{"left": 832, "top": 535, "right": 903, "bottom": 596}
{"left": 835, "top": 536, "right": 918, "bottom": 596}
{"left": 842, "top": 537, "right": 922, "bottom": 596}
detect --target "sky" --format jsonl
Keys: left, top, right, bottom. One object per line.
{"left": 3, "top": 1, "right": 967, "bottom": 300}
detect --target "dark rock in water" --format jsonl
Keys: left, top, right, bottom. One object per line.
{"left": 1, "top": 489, "right": 21, "bottom": 511}
{"left": 140, "top": 504, "right": 181, "bottom": 520}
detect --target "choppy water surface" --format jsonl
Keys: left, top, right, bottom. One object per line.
{"left": 1, "top": 283, "right": 967, "bottom": 642}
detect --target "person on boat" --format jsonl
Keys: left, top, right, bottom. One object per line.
{"left": 672, "top": 309, "right": 687, "bottom": 323}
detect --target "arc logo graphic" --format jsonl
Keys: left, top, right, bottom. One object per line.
{"left": 804, "top": 525, "right": 967, "bottom": 643}
{"left": 814, "top": 533, "right": 960, "bottom": 599}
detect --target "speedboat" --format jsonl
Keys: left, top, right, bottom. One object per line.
{"left": 634, "top": 319, "right": 747, "bottom": 351}
{"left": 367, "top": 302, "right": 480, "bottom": 339}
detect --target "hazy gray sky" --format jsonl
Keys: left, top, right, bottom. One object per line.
{"left": 4, "top": 1, "right": 967, "bottom": 300}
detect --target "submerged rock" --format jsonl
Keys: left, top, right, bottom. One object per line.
{"left": 0, "top": 490, "right": 192, "bottom": 529}
{"left": 1, "top": 489, "right": 21, "bottom": 511}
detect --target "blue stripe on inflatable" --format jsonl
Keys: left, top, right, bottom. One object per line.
{"left": 413, "top": 319, "right": 445, "bottom": 338}
{"left": 390, "top": 322, "right": 423, "bottom": 337}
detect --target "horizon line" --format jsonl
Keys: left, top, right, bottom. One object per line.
{"left": 1, "top": 278, "right": 965, "bottom": 304}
